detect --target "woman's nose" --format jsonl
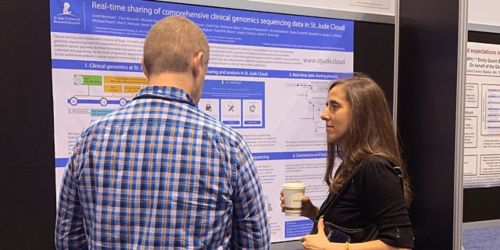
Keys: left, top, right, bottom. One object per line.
{"left": 320, "top": 107, "right": 329, "bottom": 121}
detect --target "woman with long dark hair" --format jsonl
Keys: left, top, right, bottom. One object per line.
{"left": 282, "top": 74, "right": 414, "bottom": 250}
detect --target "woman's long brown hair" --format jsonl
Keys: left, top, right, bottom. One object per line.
{"left": 324, "top": 74, "right": 412, "bottom": 206}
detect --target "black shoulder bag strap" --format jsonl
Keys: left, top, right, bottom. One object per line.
{"left": 392, "top": 165, "right": 404, "bottom": 192}
{"left": 316, "top": 167, "right": 360, "bottom": 220}
{"left": 309, "top": 166, "right": 361, "bottom": 241}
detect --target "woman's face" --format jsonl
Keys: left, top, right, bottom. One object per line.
{"left": 321, "top": 84, "right": 351, "bottom": 145}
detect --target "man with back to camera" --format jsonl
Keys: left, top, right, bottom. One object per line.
{"left": 55, "top": 16, "right": 270, "bottom": 249}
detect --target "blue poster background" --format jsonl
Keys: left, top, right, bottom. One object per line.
{"left": 50, "top": 0, "right": 353, "bottom": 51}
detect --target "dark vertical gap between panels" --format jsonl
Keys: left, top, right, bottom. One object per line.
{"left": 354, "top": 21, "right": 395, "bottom": 111}
{"left": 0, "top": 0, "right": 56, "bottom": 249}
{"left": 398, "top": 0, "right": 460, "bottom": 249}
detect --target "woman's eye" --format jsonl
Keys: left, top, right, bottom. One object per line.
{"left": 326, "top": 101, "right": 341, "bottom": 110}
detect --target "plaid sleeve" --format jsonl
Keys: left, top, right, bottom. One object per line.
{"left": 231, "top": 140, "right": 270, "bottom": 250}
{"left": 55, "top": 135, "right": 88, "bottom": 250}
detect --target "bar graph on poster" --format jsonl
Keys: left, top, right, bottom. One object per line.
{"left": 50, "top": 0, "right": 353, "bottom": 242}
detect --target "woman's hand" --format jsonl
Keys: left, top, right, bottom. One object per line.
{"left": 302, "top": 217, "right": 332, "bottom": 250}
{"left": 280, "top": 190, "right": 319, "bottom": 220}
{"left": 300, "top": 195, "right": 319, "bottom": 220}
{"left": 303, "top": 218, "right": 411, "bottom": 250}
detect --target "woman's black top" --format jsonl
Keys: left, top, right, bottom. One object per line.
{"left": 319, "top": 156, "right": 414, "bottom": 248}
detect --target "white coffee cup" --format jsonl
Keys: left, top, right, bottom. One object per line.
{"left": 282, "top": 182, "right": 306, "bottom": 216}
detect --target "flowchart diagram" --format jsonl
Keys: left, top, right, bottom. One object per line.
{"left": 67, "top": 74, "right": 146, "bottom": 107}
{"left": 288, "top": 82, "right": 329, "bottom": 135}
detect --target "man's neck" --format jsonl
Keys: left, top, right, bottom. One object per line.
{"left": 147, "top": 72, "right": 194, "bottom": 95}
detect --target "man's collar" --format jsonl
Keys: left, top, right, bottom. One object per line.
{"left": 133, "top": 86, "right": 195, "bottom": 106}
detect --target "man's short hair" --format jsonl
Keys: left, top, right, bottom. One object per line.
{"left": 143, "top": 16, "right": 209, "bottom": 76}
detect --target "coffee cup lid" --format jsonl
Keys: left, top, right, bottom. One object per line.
{"left": 282, "top": 182, "right": 305, "bottom": 189}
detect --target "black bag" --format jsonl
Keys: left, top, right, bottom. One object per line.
{"left": 311, "top": 159, "right": 403, "bottom": 243}
{"left": 321, "top": 220, "right": 378, "bottom": 243}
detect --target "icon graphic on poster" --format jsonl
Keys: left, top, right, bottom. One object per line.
{"left": 249, "top": 104, "right": 256, "bottom": 112}
{"left": 74, "top": 75, "right": 84, "bottom": 84}
{"left": 228, "top": 104, "right": 235, "bottom": 112}
{"left": 205, "top": 104, "right": 212, "bottom": 112}
{"left": 54, "top": 1, "right": 80, "bottom": 24}
{"left": 63, "top": 2, "right": 72, "bottom": 15}
{"left": 58, "top": 2, "right": 77, "bottom": 17}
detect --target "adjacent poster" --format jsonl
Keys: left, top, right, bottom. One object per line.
{"left": 464, "top": 42, "right": 500, "bottom": 188}
{"left": 50, "top": 0, "right": 353, "bottom": 242}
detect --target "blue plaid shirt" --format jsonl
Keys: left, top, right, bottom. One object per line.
{"left": 55, "top": 86, "right": 270, "bottom": 249}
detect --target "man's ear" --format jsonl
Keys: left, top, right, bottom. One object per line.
{"left": 191, "top": 51, "right": 205, "bottom": 78}
{"left": 141, "top": 58, "right": 148, "bottom": 77}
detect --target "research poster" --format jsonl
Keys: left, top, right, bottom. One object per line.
{"left": 464, "top": 42, "right": 500, "bottom": 188}
{"left": 50, "top": 0, "right": 353, "bottom": 242}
